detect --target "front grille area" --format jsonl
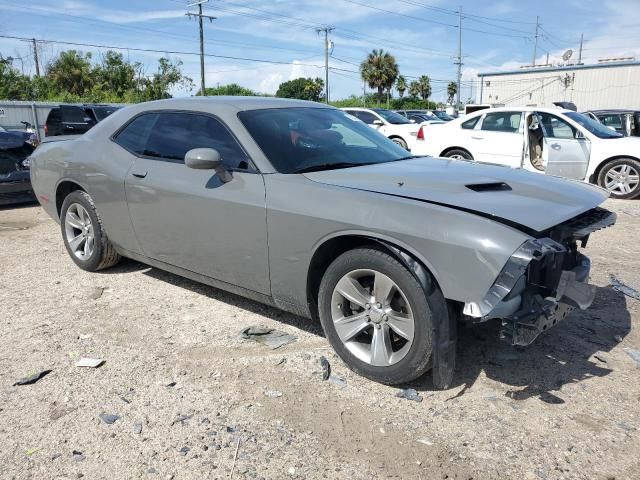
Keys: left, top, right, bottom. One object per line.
{"left": 542, "top": 207, "right": 616, "bottom": 242}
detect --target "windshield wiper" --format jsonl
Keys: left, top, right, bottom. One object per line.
{"left": 294, "top": 162, "right": 371, "bottom": 173}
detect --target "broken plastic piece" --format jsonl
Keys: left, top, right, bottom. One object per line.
{"left": 240, "top": 326, "right": 297, "bottom": 349}
{"left": 13, "top": 370, "right": 52, "bottom": 386}
{"left": 609, "top": 274, "right": 640, "bottom": 301}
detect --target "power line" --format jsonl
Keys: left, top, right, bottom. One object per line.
{"left": 394, "top": 0, "right": 535, "bottom": 25}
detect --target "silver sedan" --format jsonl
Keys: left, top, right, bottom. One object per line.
{"left": 29, "top": 97, "right": 615, "bottom": 387}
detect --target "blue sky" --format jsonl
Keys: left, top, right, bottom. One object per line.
{"left": 1, "top": 0, "right": 639, "bottom": 101}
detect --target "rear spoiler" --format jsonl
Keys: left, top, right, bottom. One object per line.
{"left": 40, "top": 135, "right": 82, "bottom": 144}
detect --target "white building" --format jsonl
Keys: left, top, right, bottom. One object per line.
{"left": 477, "top": 59, "right": 640, "bottom": 110}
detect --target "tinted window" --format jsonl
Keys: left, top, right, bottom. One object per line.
{"left": 238, "top": 107, "right": 410, "bottom": 174}
{"left": 537, "top": 112, "right": 576, "bottom": 139}
{"left": 93, "top": 106, "right": 120, "bottom": 121}
{"left": 596, "top": 114, "right": 622, "bottom": 130}
{"left": 481, "top": 112, "right": 521, "bottom": 133}
{"left": 141, "top": 112, "right": 251, "bottom": 170}
{"left": 354, "top": 111, "right": 378, "bottom": 125}
{"left": 373, "top": 109, "right": 411, "bottom": 125}
{"left": 62, "top": 106, "right": 90, "bottom": 123}
{"left": 461, "top": 117, "right": 479, "bottom": 129}
{"left": 114, "top": 113, "right": 158, "bottom": 155}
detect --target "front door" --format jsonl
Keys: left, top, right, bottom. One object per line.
{"left": 115, "top": 110, "right": 270, "bottom": 295}
{"left": 537, "top": 112, "right": 591, "bottom": 181}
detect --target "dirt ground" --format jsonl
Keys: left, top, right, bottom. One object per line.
{"left": 1, "top": 199, "right": 639, "bottom": 480}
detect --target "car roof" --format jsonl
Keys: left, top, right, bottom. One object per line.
{"left": 587, "top": 109, "right": 638, "bottom": 114}
{"left": 137, "top": 96, "right": 328, "bottom": 112}
{"left": 466, "top": 106, "right": 573, "bottom": 115}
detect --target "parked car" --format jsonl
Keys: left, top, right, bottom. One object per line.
{"left": 0, "top": 128, "right": 35, "bottom": 205}
{"left": 395, "top": 110, "right": 445, "bottom": 126}
{"left": 397, "top": 109, "right": 455, "bottom": 122}
{"left": 583, "top": 110, "right": 639, "bottom": 137}
{"left": 44, "top": 104, "right": 121, "bottom": 137}
{"left": 341, "top": 107, "right": 419, "bottom": 150}
{"left": 414, "top": 106, "right": 640, "bottom": 199}
{"left": 30, "top": 97, "right": 615, "bottom": 387}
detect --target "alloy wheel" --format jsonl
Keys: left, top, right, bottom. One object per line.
{"left": 330, "top": 269, "right": 415, "bottom": 366}
{"left": 64, "top": 203, "right": 95, "bottom": 261}
{"left": 604, "top": 164, "right": 640, "bottom": 196}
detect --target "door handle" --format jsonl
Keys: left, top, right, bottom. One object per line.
{"left": 551, "top": 143, "right": 561, "bottom": 150}
{"left": 131, "top": 170, "right": 147, "bottom": 178}
{"left": 471, "top": 136, "right": 483, "bottom": 140}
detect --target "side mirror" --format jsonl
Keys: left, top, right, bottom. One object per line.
{"left": 575, "top": 130, "right": 586, "bottom": 140}
{"left": 409, "top": 119, "right": 416, "bottom": 123}
{"left": 185, "top": 148, "right": 232, "bottom": 182}
{"left": 372, "top": 119, "right": 384, "bottom": 126}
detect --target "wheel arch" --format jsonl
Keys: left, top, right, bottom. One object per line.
{"left": 440, "top": 146, "right": 473, "bottom": 159}
{"left": 388, "top": 134, "right": 408, "bottom": 145}
{"left": 55, "top": 179, "right": 87, "bottom": 219}
{"left": 589, "top": 155, "right": 640, "bottom": 184}
{"left": 305, "top": 232, "right": 443, "bottom": 320}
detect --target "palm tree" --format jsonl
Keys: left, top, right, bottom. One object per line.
{"left": 395, "top": 75, "right": 407, "bottom": 98}
{"left": 417, "top": 75, "right": 431, "bottom": 101}
{"left": 408, "top": 80, "right": 420, "bottom": 98}
{"left": 447, "top": 81, "right": 457, "bottom": 105}
{"left": 360, "top": 49, "right": 399, "bottom": 104}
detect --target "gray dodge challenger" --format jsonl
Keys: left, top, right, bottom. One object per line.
{"left": 29, "top": 97, "right": 616, "bottom": 388}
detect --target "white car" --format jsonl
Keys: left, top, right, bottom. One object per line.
{"left": 341, "top": 107, "right": 420, "bottom": 151}
{"left": 414, "top": 106, "right": 640, "bottom": 199}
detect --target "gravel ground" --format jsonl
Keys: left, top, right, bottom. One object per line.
{"left": 1, "top": 200, "right": 639, "bottom": 480}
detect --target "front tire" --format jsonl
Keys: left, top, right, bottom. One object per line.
{"left": 597, "top": 158, "right": 640, "bottom": 199}
{"left": 318, "top": 247, "right": 446, "bottom": 385}
{"left": 60, "top": 190, "right": 121, "bottom": 271}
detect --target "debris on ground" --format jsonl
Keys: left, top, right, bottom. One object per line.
{"left": 98, "top": 413, "right": 120, "bottom": 425}
{"left": 264, "top": 390, "right": 283, "bottom": 398}
{"left": 623, "top": 348, "right": 640, "bottom": 368}
{"left": 416, "top": 438, "right": 434, "bottom": 446}
{"left": 88, "top": 286, "right": 106, "bottom": 300}
{"left": 132, "top": 422, "right": 143, "bottom": 435}
{"left": 328, "top": 375, "right": 347, "bottom": 388}
{"left": 178, "top": 446, "right": 190, "bottom": 456}
{"left": 319, "top": 356, "right": 331, "bottom": 380}
{"left": 75, "top": 358, "right": 105, "bottom": 368}
{"left": 396, "top": 388, "right": 423, "bottom": 402}
{"left": 13, "top": 370, "right": 52, "bottom": 386}
{"left": 171, "top": 414, "right": 193, "bottom": 426}
{"left": 240, "top": 326, "right": 297, "bottom": 349}
{"left": 609, "top": 274, "right": 640, "bottom": 300}
{"left": 72, "top": 450, "right": 85, "bottom": 462}
{"left": 593, "top": 354, "right": 607, "bottom": 363}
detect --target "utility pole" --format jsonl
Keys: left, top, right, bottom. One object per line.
{"left": 316, "top": 27, "right": 334, "bottom": 104}
{"left": 186, "top": 0, "right": 216, "bottom": 96}
{"left": 454, "top": 6, "right": 463, "bottom": 109}
{"left": 532, "top": 16, "right": 540, "bottom": 66}
{"left": 32, "top": 38, "right": 40, "bottom": 76}
{"left": 578, "top": 33, "right": 584, "bottom": 64}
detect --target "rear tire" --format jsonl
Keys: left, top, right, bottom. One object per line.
{"left": 443, "top": 148, "right": 473, "bottom": 160}
{"left": 60, "top": 190, "right": 121, "bottom": 271}
{"left": 318, "top": 247, "right": 447, "bottom": 385}
{"left": 390, "top": 137, "right": 408, "bottom": 150}
{"left": 597, "top": 158, "right": 640, "bottom": 199}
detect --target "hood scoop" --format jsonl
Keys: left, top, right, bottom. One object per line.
{"left": 466, "top": 182, "right": 512, "bottom": 192}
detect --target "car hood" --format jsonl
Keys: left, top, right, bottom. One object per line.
{"left": 302, "top": 157, "right": 609, "bottom": 233}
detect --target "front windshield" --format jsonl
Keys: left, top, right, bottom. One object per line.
{"left": 238, "top": 107, "right": 412, "bottom": 173}
{"left": 565, "top": 112, "right": 623, "bottom": 139}
{"left": 434, "top": 111, "right": 454, "bottom": 121}
{"left": 372, "top": 108, "right": 412, "bottom": 125}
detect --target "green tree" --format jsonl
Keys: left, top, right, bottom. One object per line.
{"left": 139, "top": 58, "right": 193, "bottom": 101}
{"left": 46, "top": 50, "right": 95, "bottom": 97}
{"left": 408, "top": 80, "right": 420, "bottom": 98}
{"left": 360, "top": 49, "right": 399, "bottom": 104}
{"left": 0, "top": 59, "right": 32, "bottom": 100}
{"left": 395, "top": 75, "right": 407, "bottom": 99}
{"left": 417, "top": 75, "right": 431, "bottom": 101}
{"left": 93, "top": 51, "right": 139, "bottom": 99}
{"left": 203, "top": 83, "right": 259, "bottom": 96}
{"left": 275, "top": 77, "right": 324, "bottom": 101}
{"left": 447, "top": 81, "right": 457, "bottom": 105}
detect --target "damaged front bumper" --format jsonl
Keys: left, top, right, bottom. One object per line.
{"left": 463, "top": 207, "right": 616, "bottom": 346}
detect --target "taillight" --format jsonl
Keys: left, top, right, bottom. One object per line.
{"left": 416, "top": 126, "right": 424, "bottom": 140}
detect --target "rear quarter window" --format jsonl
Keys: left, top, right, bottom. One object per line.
{"left": 461, "top": 117, "right": 480, "bottom": 129}
{"left": 113, "top": 113, "right": 158, "bottom": 155}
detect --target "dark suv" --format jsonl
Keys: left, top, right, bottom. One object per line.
{"left": 44, "top": 104, "right": 120, "bottom": 137}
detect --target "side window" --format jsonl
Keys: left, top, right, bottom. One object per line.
{"left": 481, "top": 112, "right": 522, "bottom": 133}
{"left": 355, "top": 111, "right": 378, "bottom": 125}
{"left": 597, "top": 114, "right": 622, "bottom": 130}
{"left": 62, "top": 106, "right": 91, "bottom": 124}
{"left": 537, "top": 112, "right": 576, "bottom": 139}
{"left": 461, "top": 116, "right": 479, "bottom": 129}
{"left": 143, "top": 112, "right": 252, "bottom": 170}
{"left": 113, "top": 113, "right": 158, "bottom": 155}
